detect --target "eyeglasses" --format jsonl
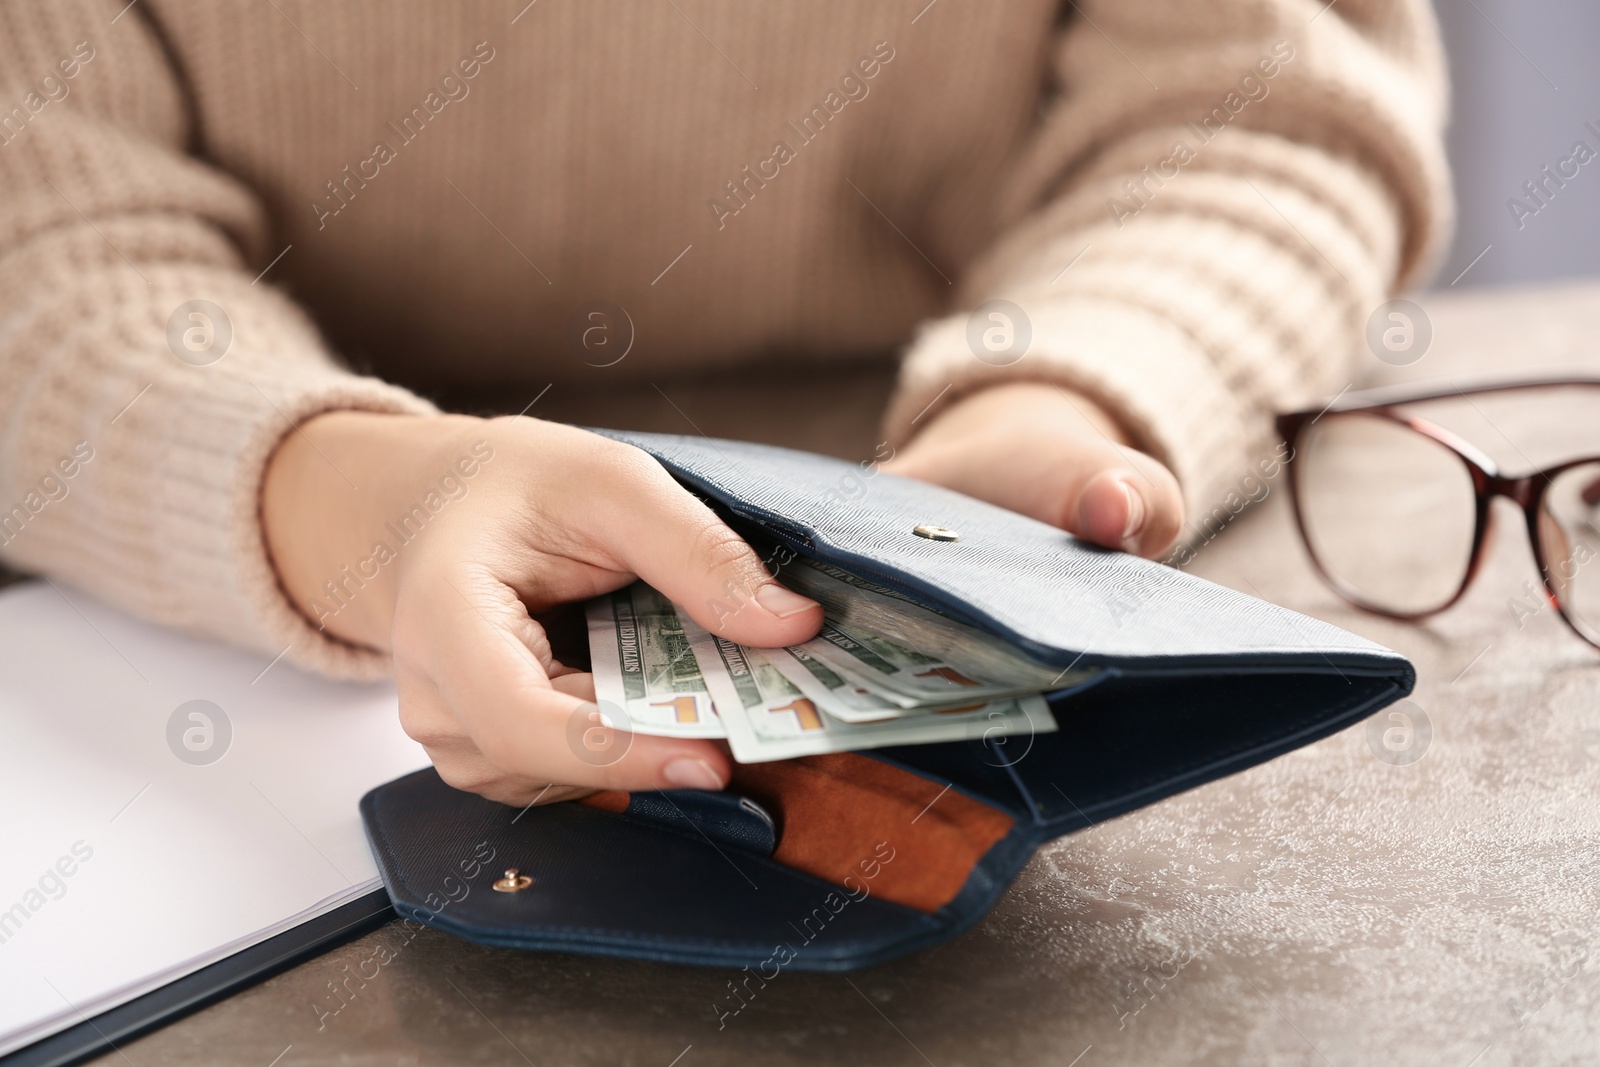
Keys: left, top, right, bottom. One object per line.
{"left": 1276, "top": 376, "right": 1600, "bottom": 650}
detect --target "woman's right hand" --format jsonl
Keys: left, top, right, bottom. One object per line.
{"left": 261, "top": 412, "right": 823, "bottom": 806}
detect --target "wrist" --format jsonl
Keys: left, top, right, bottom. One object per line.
{"left": 261, "top": 410, "right": 485, "bottom": 650}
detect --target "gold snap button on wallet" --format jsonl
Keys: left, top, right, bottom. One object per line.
{"left": 912, "top": 524, "right": 959, "bottom": 542}
{"left": 492, "top": 868, "right": 534, "bottom": 893}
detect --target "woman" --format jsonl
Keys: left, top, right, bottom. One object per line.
{"left": 0, "top": 1, "right": 1449, "bottom": 803}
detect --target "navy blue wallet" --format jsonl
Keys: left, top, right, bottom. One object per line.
{"left": 360, "top": 431, "right": 1414, "bottom": 972}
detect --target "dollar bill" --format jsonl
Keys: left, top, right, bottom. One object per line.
{"left": 679, "top": 615, "right": 1056, "bottom": 763}
{"left": 586, "top": 583, "right": 725, "bottom": 738}
{"left": 780, "top": 557, "right": 1092, "bottom": 694}
{"left": 794, "top": 618, "right": 1042, "bottom": 707}
{"left": 767, "top": 644, "right": 997, "bottom": 723}
{"left": 765, "top": 644, "right": 910, "bottom": 722}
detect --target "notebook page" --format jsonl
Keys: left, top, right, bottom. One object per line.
{"left": 0, "top": 581, "right": 428, "bottom": 1056}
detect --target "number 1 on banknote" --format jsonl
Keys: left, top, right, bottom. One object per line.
{"left": 651, "top": 695, "right": 709, "bottom": 725}
{"left": 769, "top": 698, "right": 824, "bottom": 732}
{"left": 585, "top": 583, "right": 727, "bottom": 739}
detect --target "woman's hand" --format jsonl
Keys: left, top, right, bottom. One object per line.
{"left": 261, "top": 413, "right": 823, "bottom": 806}
{"left": 884, "top": 382, "right": 1184, "bottom": 558}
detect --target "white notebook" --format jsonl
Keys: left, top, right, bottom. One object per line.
{"left": 0, "top": 581, "right": 427, "bottom": 1058}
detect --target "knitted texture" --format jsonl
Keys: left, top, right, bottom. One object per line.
{"left": 0, "top": 0, "right": 1448, "bottom": 678}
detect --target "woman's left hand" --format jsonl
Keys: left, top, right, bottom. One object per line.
{"left": 883, "top": 382, "right": 1185, "bottom": 559}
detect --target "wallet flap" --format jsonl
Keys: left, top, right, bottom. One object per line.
{"left": 594, "top": 430, "right": 1408, "bottom": 674}
{"left": 363, "top": 768, "right": 969, "bottom": 971}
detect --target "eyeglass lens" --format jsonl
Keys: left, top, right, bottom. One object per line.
{"left": 1294, "top": 412, "right": 1477, "bottom": 616}
{"left": 1536, "top": 462, "right": 1600, "bottom": 645}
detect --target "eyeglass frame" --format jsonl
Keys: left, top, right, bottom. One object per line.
{"left": 1274, "top": 374, "right": 1600, "bottom": 648}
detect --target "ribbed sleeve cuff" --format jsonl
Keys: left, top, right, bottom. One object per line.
{"left": 0, "top": 264, "right": 438, "bottom": 681}
{"left": 200, "top": 367, "right": 440, "bottom": 682}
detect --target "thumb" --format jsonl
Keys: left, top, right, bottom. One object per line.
{"left": 587, "top": 450, "right": 823, "bottom": 647}
{"left": 1064, "top": 462, "right": 1184, "bottom": 559}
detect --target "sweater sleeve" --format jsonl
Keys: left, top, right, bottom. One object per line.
{"left": 884, "top": 0, "right": 1452, "bottom": 524}
{"left": 0, "top": 2, "right": 437, "bottom": 680}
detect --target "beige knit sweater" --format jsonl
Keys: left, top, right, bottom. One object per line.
{"left": 0, "top": 0, "right": 1449, "bottom": 679}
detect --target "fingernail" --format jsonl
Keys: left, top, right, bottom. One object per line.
{"left": 662, "top": 756, "right": 725, "bottom": 790}
{"left": 1118, "top": 478, "right": 1146, "bottom": 551}
{"left": 753, "top": 583, "right": 820, "bottom": 619}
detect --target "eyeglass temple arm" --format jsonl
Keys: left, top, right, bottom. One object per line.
{"left": 1286, "top": 372, "right": 1600, "bottom": 420}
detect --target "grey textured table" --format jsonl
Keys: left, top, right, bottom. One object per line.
{"left": 92, "top": 280, "right": 1600, "bottom": 1067}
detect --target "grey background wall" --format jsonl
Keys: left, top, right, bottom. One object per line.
{"left": 1431, "top": 0, "right": 1600, "bottom": 289}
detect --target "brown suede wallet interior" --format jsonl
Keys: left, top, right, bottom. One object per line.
{"left": 582, "top": 753, "right": 1016, "bottom": 913}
